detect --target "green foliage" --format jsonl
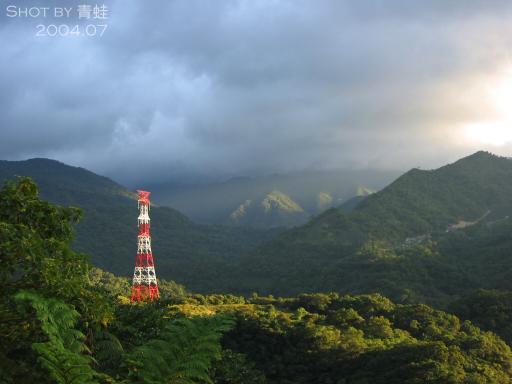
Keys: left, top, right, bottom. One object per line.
{"left": 220, "top": 293, "right": 512, "bottom": 383}
{"left": 0, "top": 177, "right": 89, "bottom": 300}
{"left": 357, "top": 239, "right": 400, "bottom": 261}
{"left": 91, "top": 328, "right": 125, "bottom": 374}
{"left": 126, "top": 316, "right": 234, "bottom": 384}
{"left": 211, "top": 349, "right": 266, "bottom": 384}
{"left": 451, "top": 289, "right": 512, "bottom": 345}
{"left": 14, "top": 290, "right": 98, "bottom": 384}
{"left": 88, "top": 268, "right": 132, "bottom": 298}
{"left": 0, "top": 178, "right": 103, "bottom": 383}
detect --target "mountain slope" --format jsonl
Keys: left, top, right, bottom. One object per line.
{"left": 0, "top": 158, "right": 278, "bottom": 291}
{"left": 268, "top": 151, "right": 512, "bottom": 250}
{"left": 228, "top": 190, "right": 309, "bottom": 228}
{"left": 223, "top": 151, "right": 512, "bottom": 304}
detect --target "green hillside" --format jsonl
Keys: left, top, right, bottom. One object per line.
{"left": 0, "top": 159, "right": 278, "bottom": 290}
{"left": 291, "top": 151, "right": 512, "bottom": 246}
{"left": 224, "top": 152, "right": 512, "bottom": 305}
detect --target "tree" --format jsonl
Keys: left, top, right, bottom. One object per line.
{"left": 0, "top": 177, "right": 88, "bottom": 300}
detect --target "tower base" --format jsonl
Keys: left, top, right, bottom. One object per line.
{"left": 131, "top": 284, "right": 159, "bottom": 302}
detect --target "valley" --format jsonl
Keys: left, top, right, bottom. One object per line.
{"left": 3, "top": 151, "right": 512, "bottom": 307}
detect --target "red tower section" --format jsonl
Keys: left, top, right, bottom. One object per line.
{"left": 131, "top": 190, "right": 159, "bottom": 302}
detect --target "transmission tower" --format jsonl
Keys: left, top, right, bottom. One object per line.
{"left": 131, "top": 190, "right": 159, "bottom": 302}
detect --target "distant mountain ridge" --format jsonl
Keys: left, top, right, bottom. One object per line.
{"left": 147, "top": 169, "right": 398, "bottom": 226}
{"left": 226, "top": 187, "right": 376, "bottom": 228}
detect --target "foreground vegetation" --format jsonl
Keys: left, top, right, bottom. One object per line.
{"left": 1, "top": 178, "right": 512, "bottom": 383}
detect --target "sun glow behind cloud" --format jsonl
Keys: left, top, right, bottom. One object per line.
{"left": 463, "top": 72, "right": 512, "bottom": 146}
{"left": 464, "top": 123, "right": 512, "bottom": 146}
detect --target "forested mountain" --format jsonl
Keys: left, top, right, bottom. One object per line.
{"left": 147, "top": 169, "right": 394, "bottom": 225}
{"left": 0, "top": 158, "right": 278, "bottom": 289}
{"left": 274, "top": 151, "right": 512, "bottom": 246}
{"left": 2, "top": 178, "right": 511, "bottom": 383}
{"left": 223, "top": 152, "right": 512, "bottom": 305}
{"left": 4, "top": 152, "right": 512, "bottom": 308}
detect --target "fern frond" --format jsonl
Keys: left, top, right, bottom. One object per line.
{"left": 14, "top": 290, "right": 99, "bottom": 384}
{"left": 126, "top": 315, "right": 234, "bottom": 384}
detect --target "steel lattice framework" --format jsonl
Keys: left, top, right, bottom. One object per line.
{"left": 130, "top": 190, "right": 159, "bottom": 302}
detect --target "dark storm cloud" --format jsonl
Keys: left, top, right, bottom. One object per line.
{"left": 2, "top": 0, "right": 512, "bottom": 184}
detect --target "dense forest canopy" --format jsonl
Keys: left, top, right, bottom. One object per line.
{"left": 1, "top": 178, "right": 512, "bottom": 383}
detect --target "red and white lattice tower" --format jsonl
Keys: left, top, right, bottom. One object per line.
{"left": 131, "top": 190, "right": 159, "bottom": 302}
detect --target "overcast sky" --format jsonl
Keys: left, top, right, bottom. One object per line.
{"left": 2, "top": 0, "right": 512, "bottom": 185}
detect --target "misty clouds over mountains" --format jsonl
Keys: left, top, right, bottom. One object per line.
{"left": 2, "top": 0, "right": 512, "bottom": 185}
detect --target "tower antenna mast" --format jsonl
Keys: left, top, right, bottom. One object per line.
{"left": 131, "top": 190, "right": 159, "bottom": 302}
